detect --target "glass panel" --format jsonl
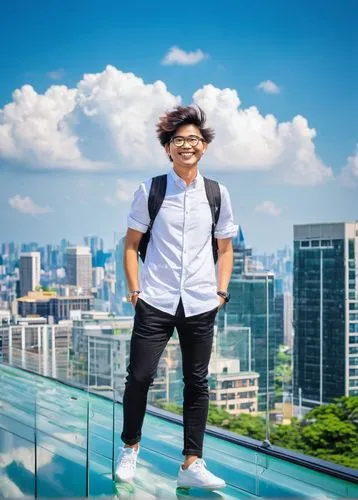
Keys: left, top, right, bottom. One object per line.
{"left": 35, "top": 378, "right": 89, "bottom": 497}
{"left": 0, "top": 362, "right": 36, "bottom": 497}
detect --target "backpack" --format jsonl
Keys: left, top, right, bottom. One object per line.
{"left": 138, "top": 174, "right": 221, "bottom": 263}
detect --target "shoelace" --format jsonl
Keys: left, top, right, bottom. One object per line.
{"left": 190, "top": 459, "right": 209, "bottom": 477}
{"left": 118, "top": 450, "right": 136, "bottom": 469}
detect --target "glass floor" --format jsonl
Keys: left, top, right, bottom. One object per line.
{"left": 0, "top": 363, "right": 357, "bottom": 499}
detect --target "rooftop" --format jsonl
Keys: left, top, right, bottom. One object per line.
{"left": 1, "top": 363, "right": 357, "bottom": 499}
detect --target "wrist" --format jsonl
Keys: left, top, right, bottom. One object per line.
{"left": 217, "top": 290, "right": 231, "bottom": 303}
{"left": 127, "top": 290, "right": 141, "bottom": 302}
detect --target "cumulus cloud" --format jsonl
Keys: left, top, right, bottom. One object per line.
{"left": 0, "top": 65, "right": 333, "bottom": 185}
{"left": 340, "top": 146, "right": 358, "bottom": 187}
{"left": 193, "top": 84, "right": 332, "bottom": 185}
{"left": 255, "top": 200, "right": 282, "bottom": 216}
{"left": 105, "top": 178, "right": 139, "bottom": 205}
{"left": 256, "top": 80, "right": 281, "bottom": 94}
{"left": 161, "top": 46, "right": 208, "bottom": 66}
{"left": 47, "top": 69, "right": 66, "bottom": 80}
{"left": 9, "top": 195, "right": 52, "bottom": 215}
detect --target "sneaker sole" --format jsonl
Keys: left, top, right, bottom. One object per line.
{"left": 177, "top": 483, "right": 226, "bottom": 490}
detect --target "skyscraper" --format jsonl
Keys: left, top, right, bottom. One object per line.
{"left": 65, "top": 247, "right": 92, "bottom": 294}
{"left": 19, "top": 252, "right": 41, "bottom": 297}
{"left": 219, "top": 230, "right": 276, "bottom": 412}
{"left": 293, "top": 222, "right": 358, "bottom": 410}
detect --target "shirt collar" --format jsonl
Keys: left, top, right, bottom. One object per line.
{"left": 169, "top": 168, "right": 203, "bottom": 190}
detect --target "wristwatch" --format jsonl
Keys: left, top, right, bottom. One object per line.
{"left": 127, "top": 290, "right": 141, "bottom": 302}
{"left": 217, "top": 291, "right": 231, "bottom": 303}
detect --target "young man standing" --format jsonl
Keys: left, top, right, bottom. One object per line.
{"left": 116, "top": 105, "right": 237, "bottom": 490}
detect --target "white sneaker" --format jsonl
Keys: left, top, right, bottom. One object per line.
{"left": 115, "top": 445, "right": 139, "bottom": 483}
{"left": 177, "top": 458, "right": 226, "bottom": 490}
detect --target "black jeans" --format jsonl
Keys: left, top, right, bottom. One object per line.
{"left": 121, "top": 298, "right": 217, "bottom": 457}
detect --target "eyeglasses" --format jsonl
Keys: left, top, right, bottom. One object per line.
{"left": 170, "top": 135, "right": 205, "bottom": 148}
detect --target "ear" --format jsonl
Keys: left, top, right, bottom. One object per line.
{"left": 201, "top": 142, "right": 208, "bottom": 155}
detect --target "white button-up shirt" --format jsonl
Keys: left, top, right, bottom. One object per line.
{"left": 127, "top": 169, "right": 238, "bottom": 317}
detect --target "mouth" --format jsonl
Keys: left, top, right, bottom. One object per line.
{"left": 179, "top": 152, "right": 195, "bottom": 159}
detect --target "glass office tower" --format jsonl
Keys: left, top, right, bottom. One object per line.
{"left": 293, "top": 222, "right": 358, "bottom": 411}
{"left": 219, "top": 272, "right": 276, "bottom": 412}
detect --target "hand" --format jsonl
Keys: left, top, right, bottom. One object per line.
{"left": 131, "top": 294, "right": 140, "bottom": 308}
{"left": 217, "top": 296, "right": 226, "bottom": 310}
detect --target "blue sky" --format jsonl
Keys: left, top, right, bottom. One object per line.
{"left": 0, "top": 0, "right": 357, "bottom": 253}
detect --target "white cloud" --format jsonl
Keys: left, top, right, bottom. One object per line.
{"left": 256, "top": 80, "right": 281, "bottom": 94}
{"left": 0, "top": 65, "right": 333, "bottom": 185}
{"left": 47, "top": 69, "right": 66, "bottom": 80}
{"left": 161, "top": 46, "right": 208, "bottom": 66}
{"left": 340, "top": 146, "right": 358, "bottom": 187}
{"left": 255, "top": 200, "right": 282, "bottom": 216}
{"left": 192, "top": 84, "right": 332, "bottom": 185}
{"left": 105, "top": 178, "right": 139, "bottom": 205}
{"left": 9, "top": 195, "right": 52, "bottom": 215}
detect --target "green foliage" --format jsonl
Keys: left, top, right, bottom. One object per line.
{"left": 157, "top": 396, "right": 358, "bottom": 469}
{"left": 274, "top": 344, "right": 292, "bottom": 398}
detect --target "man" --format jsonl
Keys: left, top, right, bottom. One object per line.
{"left": 115, "top": 105, "right": 237, "bottom": 490}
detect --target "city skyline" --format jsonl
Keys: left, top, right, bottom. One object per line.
{"left": 0, "top": 1, "right": 357, "bottom": 252}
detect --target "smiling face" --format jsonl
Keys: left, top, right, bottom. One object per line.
{"left": 165, "top": 124, "right": 208, "bottom": 169}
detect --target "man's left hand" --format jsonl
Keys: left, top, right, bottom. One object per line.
{"left": 218, "top": 296, "right": 226, "bottom": 310}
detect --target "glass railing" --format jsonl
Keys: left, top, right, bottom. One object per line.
{"left": 1, "top": 361, "right": 358, "bottom": 499}
{"left": 1, "top": 274, "right": 358, "bottom": 485}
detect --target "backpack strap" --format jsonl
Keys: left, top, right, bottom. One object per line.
{"left": 204, "top": 177, "right": 221, "bottom": 226}
{"left": 138, "top": 174, "right": 167, "bottom": 262}
{"left": 148, "top": 174, "right": 167, "bottom": 227}
{"left": 204, "top": 177, "right": 221, "bottom": 264}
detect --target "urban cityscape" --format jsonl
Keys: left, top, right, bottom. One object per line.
{"left": 1, "top": 1, "right": 358, "bottom": 496}
{"left": 1, "top": 221, "right": 357, "bottom": 474}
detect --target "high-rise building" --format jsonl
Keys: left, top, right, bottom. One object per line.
{"left": 92, "top": 267, "right": 105, "bottom": 288}
{"left": 232, "top": 226, "right": 252, "bottom": 276}
{"left": 220, "top": 229, "right": 276, "bottom": 412}
{"left": 223, "top": 272, "right": 276, "bottom": 412}
{"left": 293, "top": 222, "right": 358, "bottom": 411}
{"left": 65, "top": 247, "right": 92, "bottom": 294}
{"left": 19, "top": 252, "right": 41, "bottom": 297}
{"left": 275, "top": 292, "right": 293, "bottom": 349}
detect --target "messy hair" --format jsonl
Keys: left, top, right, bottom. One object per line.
{"left": 156, "top": 105, "right": 215, "bottom": 146}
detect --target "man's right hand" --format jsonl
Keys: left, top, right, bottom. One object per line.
{"left": 131, "top": 294, "right": 140, "bottom": 308}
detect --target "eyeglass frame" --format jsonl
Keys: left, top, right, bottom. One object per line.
{"left": 169, "top": 135, "right": 206, "bottom": 147}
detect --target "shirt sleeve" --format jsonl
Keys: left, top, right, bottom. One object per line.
{"left": 127, "top": 182, "right": 150, "bottom": 233}
{"left": 214, "top": 184, "right": 238, "bottom": 239}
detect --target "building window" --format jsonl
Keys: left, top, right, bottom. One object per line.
{"left": 311, "top": 240, "right": 320, "bottom": 247}
{"left": 300, "top": 241, "right": 310, "bottom": 248}
{"left": 349, "top": 336, "right": 358, "bottom": 344}
{"left": 220, "top": 394, "right": 227, "bottom": 400}
{"left": 222, "top": 380, "right": 234, "bottom": 389}
{"left": 228, "top": 393, "right": 235, "bottom": 400}
{"left": 321, "top": 239, "right": 331, "bottom": 247}
{"left": 229, "top": 404, "right": 235, "bottom": 410}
